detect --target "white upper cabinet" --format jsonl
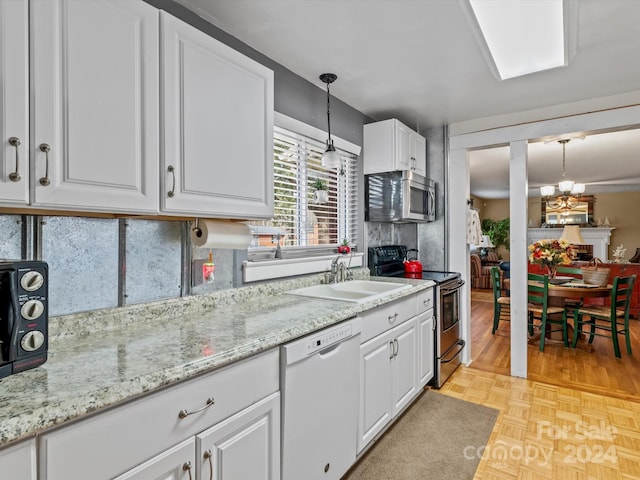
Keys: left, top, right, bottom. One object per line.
{"left": 30, "top": 0, "right": 159, "bottom": 213}
{"left": 363, "top": 118, "right": 427, "bottom": 177}
{"left": 0, "top": 0, "right": 29, "bottom": 205}
{"left": 160, "top": 12, "right": 274, "bottom": 219}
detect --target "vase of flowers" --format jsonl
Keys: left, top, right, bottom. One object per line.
{"left": 528, "top": 239, "right": 574, "bottom": 278}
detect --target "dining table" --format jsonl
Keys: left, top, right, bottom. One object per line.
{"left": 503, "top": 278, "right": 612, "bottom": 351}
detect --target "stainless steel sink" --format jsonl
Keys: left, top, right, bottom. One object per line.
{"left": 285, "top": 280, "right": 412, "bottom": 303}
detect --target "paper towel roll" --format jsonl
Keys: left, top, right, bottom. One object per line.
{"left": 190, "top": 220, "right": 252, "bottom": 249}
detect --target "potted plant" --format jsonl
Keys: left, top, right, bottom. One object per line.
{"left": 312, "top": 177, "right": 329, "bottom": 203}
{"left": 337, "top": 238, "right": 351, "bottom": 254}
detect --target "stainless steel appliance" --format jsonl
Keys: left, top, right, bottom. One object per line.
{"left": 365, "top": 170, "right": 435, "bottom": 223}
{"left": 368, "top": 245, "right": 464, "bottom": 388}
{"left": 281, "top": 317, "right": 361, "bottom": 480}
{"left": 0, "top": 260, "right": 49, "bottom": 379}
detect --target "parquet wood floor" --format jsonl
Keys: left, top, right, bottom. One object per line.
{"left": 469, "top": 288, "right": 640, "bottom": 402}
{"left": 439, "top": 368, "right": 640, "bottom": 479}
{"left": 422, "top": 289, "right": 640, "bottom": 479}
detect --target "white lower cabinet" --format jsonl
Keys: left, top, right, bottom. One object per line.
{"left": 358, "top": 315, "right": 418, "bottom": 453}
{"left": 113, "top": 438, "right": 196, "bottom": 480}
{"left": 115, "top": 392, "right": 280, "bottom": 480}
{"left": 196, "top": 392, "right": 280, "bottom": 480}
{"left": 0, "top": 439, "right": 37, "bottom": 480}
{"left": 418, "top": 309, "right": 435, "bottom": 387}
{"left": 38, "top": 349, "right": 279, "bottom": 480}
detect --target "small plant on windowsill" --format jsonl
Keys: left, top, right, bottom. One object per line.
{"left": 337, "top": 238, "right": 351, "bottom": 254}
{"left": 312, "top": 177, "right": 329, "bottom": 204}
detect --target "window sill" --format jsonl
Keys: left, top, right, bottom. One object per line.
{"left": 242, "top": 253, "right": 364, "bottom": 283}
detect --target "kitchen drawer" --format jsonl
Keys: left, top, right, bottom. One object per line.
{"left": 360, "top": 295, "right": 417, "bottom": 343}
{"left": 416, "top": 288, "right": 434, "bottom": 314}
{"left": 39, "top": 348, "right": 279, "bottom": 480}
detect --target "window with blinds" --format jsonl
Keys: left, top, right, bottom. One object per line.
{"left": 250, "top": 125, "right": 358, "bottom": 253}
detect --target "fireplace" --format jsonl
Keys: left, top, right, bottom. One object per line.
{"left": 527, "top": 227, "right": 614, "bottom": 261}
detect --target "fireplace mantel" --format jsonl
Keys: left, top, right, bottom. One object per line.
{"left": 527, "top": 227, "right": 615, "bottom": 261}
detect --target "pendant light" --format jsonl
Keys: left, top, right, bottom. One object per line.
{"left": 320, "top": 73, "right": 341, "bottom": 169}
{"left": 540, "top": 139, "right": 585, "bottom": 210}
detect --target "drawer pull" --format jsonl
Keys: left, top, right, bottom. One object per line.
{"left": 423, "top": 299, "right": 431, "bottom": 307}
{"left": 388, "top": 313, "right": 398, "bottom": 323}
{"left": 203, "top": 449, "right": 213, "bottom": 480}
{"left": 182, "top": 461, "right": 193, "bottom": 480}
{"left": 178, "top": 397, "right": 215, "bottom": 419}
{"left": 8, "top": 137, "right": 21, "bottom": 182}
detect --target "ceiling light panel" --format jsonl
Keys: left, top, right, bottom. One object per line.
{"left": 468, "top": 0, "right": 566, "bottom": 80}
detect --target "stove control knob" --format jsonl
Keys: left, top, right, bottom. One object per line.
{"left": 21, "top": 271, "right": 44, "bottom": 292}
{"left": 21, "top": 300, "right": 45, "bottom": 320}
{"left": 21, "top": 330, "right": 45, "bottom": 352}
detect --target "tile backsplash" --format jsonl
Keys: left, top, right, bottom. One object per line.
{"left": 0, "top": 215, "right": 239, "bottom": 316}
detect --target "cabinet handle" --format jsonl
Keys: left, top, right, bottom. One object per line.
{"left": 178, "top": 397, "right": 215, "bottom": 419}
{"left": 393, "top": 338, "right": 399, "bottom": 357}
{"left": 39, "top": 143, "right": 51, "bottom": 186}
{"left": 423, "top": 299, "right": 430, "bottom": 308}
{"left": 8, "top": 137, "right": 21, "bottom": 182}
{"left": 167, "top": 165, "right": 176, "bottom": 197}
{"left": 411, "top": 156, "right": 416, "bottom": 170}
{"left": 203, "top": 449, "right": 213, "bottom": 480}
{"left": 389, "top": 341, "right": 395, "bottom": 359}
{"left": 182, "top": 461, "right": 193, "bottom": 480}
{"left": 388, "top": 313, "right": 398, "bottom": 323}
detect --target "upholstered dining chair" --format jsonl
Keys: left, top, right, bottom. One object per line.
{"left": 491, "top": 267, "right": 510, "bottom": 334}
{"left": 528, "top": 272, "right": 568, "bottom": 351}
{"left": 571, "top": 275, "right": 636, "bottom": 358}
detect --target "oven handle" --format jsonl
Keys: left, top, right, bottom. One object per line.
{"left": 440, "top": 279, "right": 465, "bottom": 295}
{"left": 440, "top": 339, "right": 465, "bottom": 364}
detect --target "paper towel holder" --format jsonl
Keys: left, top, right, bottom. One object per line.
{"left": 192, "top": 218, "right": 203, "bottom": 238}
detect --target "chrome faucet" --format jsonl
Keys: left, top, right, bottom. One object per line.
{"left": 329, "top": 255, "right": 347, "bottom": 283}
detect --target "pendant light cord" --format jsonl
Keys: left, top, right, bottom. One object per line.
{"left": 326, "top": 82, "right": 332, "bottom": 144}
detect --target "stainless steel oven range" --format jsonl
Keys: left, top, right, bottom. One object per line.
{"left": 368, "top": 245, "right": 465, "bottom": 388}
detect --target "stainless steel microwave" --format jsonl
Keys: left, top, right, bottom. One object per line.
{"left": 365, "top": 171, "right": 435, "bottom": 223}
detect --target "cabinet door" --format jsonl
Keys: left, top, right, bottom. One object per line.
{"left": 113, "top": 438, "right": 195, "bottom": 480}
{"left": 418, "top": 310, "right": 435, "bottom": 387}
{"left": 391, "top": 317, "right": 419, "bottom": 416}
{"left": 0, "top": 0, "right": 29, "bottom": 205}
{"left": 358, "top": 330, "right": 394, "bottom": 453}
{"left": 197, "top": 392, "right": 280, "bottom": 480}
{"left": 161, "top": 12, "right": 274, "bottom": 219}
{"left": 395, "top": 121, "right": 413, "bottom": 171}
{"left": 413, "top": 133, "right": 427, "bottom": 177}
{"left": 0, "top": 440, "right": 37, "bottom": 480}
{"left": 31, "top": 0, "right": 159, "bottom": 213}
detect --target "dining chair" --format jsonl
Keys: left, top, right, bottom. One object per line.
{"left": 528, "top": 272, "right": 568, "bottom": 351}
{"left": 491, "top": 266, "right": 510, "bottom": 334}
{"left": 556, "top": 265, "right": 584, "bottom": 316}
{"left": 571, "top": 275, "right": 636, "bottom": 358}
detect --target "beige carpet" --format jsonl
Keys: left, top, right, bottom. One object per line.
{"left": 343, "top": 390, "right": 499, "bottom": 480}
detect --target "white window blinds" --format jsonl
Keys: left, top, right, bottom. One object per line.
{"left": 250, "top": 126, "right": 358, "bottom": 251}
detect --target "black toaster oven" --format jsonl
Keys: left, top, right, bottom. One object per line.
{"left": 0, "top": 260, "right": 49, "bottom": 379}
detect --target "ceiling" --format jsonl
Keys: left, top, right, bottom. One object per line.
{"left": 175, "top": 0, "right": 640, "bottom": 198}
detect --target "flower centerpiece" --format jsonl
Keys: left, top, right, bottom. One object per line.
{"left": 528, "top": 239, "right": 574, "bottom": 278}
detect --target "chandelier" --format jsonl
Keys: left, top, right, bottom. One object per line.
{"left": 540, "top": 139, "right": 585, "bottom": 210}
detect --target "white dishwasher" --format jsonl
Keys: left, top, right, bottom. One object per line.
{"left": 281, "top": 316, "right": 361, "bottom": 480}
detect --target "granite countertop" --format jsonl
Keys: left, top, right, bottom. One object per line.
{"left": 0, "top": 272, "right": 434, "bottom": 448}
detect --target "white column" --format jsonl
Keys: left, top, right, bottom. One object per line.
{"left": 509, "top": 140, "right": 528, "bottom": 378}
{"left": 449, "top": 148, "right": 472, "bottom": 365}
